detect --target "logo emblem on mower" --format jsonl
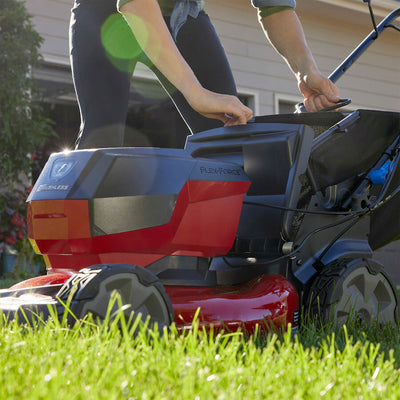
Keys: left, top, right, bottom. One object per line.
{"left": 50, "top": 158, "right": 77, "bottom": 180}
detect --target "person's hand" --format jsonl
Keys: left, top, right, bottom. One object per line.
{"left": 185, "top": 86, "right": 253, "bottom": 126}
{"left": 298, "top": 70, "right": 340, "bottom": 112}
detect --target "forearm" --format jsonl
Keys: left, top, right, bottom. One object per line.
{"left": 119, "top": 0, "right": 201, "bottom": 99}
{"left": 259, "top": 9, "right": 319, "bottom": 81}
{"left": 119, "top": 0, "right": 252, "bottom": 125}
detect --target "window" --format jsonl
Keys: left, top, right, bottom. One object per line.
{"left": 275, "top": 94, "right": 302, "bottom": 114}
{"left": 278, "top": 100, "right": 297, "bottom": 114}
{"left": 237, "top": 88, "right": 259, "bottom": 116}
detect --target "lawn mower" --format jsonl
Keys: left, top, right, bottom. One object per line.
{"left": 1, "top": 1, "right": 399, "bottom": 333}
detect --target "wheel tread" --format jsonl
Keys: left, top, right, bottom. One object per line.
{"left": 305, "top": 258, "right": 398, "bottom": 325}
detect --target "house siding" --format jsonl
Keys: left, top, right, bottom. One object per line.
{"left": 25, "top": 0, "right": 71, "bottom": 64}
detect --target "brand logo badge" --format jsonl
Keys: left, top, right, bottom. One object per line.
{"left": 50, "top": 158, "right": 77, "bottom": 180}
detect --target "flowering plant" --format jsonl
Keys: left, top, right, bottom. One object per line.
{"left": 0, "top": 185, "right": 30, "bottom": 256}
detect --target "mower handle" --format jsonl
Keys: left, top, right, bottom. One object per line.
{"left": 295, "top": 7, "right": 400, "bottom": 113}
{"left": 329, "top": 7, "right": 400, "bottom": 83}
{"left": 295, "top": 98, "right": 351, "bottom": 113}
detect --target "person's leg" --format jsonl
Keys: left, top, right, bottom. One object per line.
{"left": 150, "top": 11, "right": 238, "bottom": 134}
{"left": 70, "top": 0, "right": 138, "bottom": 149}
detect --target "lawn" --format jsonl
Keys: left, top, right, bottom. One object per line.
{"left": 0, "top": 304, "right": 399, "bottom": 400}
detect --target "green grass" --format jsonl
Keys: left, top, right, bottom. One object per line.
{"left": 0, "top": 279, "right": 20, "bottom": 289}
{"left": 0, "top": 305, "right": 399, "bottom": 400}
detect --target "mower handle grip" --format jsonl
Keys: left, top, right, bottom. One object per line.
{"left": 295, "top": 98, "right": 351, "bottom": 114}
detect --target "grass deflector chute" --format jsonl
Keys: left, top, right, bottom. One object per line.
{"left": 1, "top": 1, "right": 399, "bottom": 332}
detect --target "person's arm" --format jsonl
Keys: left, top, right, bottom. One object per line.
{"left": 119, "top": 0, "right": 252, "bottom": 125}
{"left": 259, "top": 9, "right": 340, "bottom": 111}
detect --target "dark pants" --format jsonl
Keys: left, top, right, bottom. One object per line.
{"left": 70, "top": 0, "right": 237, "bottom": 149}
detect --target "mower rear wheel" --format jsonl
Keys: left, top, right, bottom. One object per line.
{"left": 306, "top": 258, "right": 398, "bottom": 326}
{"left": 57, "top": 264, "right": 174, "bottom": 331}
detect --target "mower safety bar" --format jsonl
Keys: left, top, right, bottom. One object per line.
{"left": 295, "top": 7, "right": 400, "bottom": 113}
{"left": 329, "top": 8, "right": 400, "bottom": 83}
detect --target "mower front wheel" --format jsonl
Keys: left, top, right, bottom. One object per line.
{"left": 306, "top": 258, "right": 398, "bottom": 326}
{"left": 56, "top": 264, "right": 174, "bottom": 331}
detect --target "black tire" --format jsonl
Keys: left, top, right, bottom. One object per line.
{"left": 56, "top": 264, "right": 174, "bottom": 330}
{"left": 306, "top": 258, "right": 399, "bottom": 326}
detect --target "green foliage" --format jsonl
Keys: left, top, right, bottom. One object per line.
{"left": 0, "top": 0, "right": 53, "bottom": 185}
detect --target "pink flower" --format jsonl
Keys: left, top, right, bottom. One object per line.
{"left": 11, "top": 212, "right": 25, "bottom": 227}
{"left": 5, "top": 236, "right": 17, "bottom": 245}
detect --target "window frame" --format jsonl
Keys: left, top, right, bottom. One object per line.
{"left": 236, "top": 87, "right": 260, "bottom": 116}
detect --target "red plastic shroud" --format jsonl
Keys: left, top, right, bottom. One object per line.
{"left": 13, "top": 273, "right": 299, "bottom": 333}
{"left": 24, "top": 177, "right": 299, "bottom": 332}
{"left": 166, "top": 274, "right": 299, "bottom": 333}
{"left": 28, "top": 180, "right": 250, "bottom": 272}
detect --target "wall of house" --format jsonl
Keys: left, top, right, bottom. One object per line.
{"left": 25, "top": 0, "right": 71, "bottom": 65}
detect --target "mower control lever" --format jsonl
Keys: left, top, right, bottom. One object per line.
{"left": 295, "top": 98, "right": 351, "bottom": 113}
{"left": 318, "top": 98, "right": 352, "bottom": 112}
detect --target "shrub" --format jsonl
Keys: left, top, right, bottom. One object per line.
{"left": 0, "top": 0, "right": 54, "bottom": 186}
{"left": 0, "top": 0, "right": 53, "bottom": 274}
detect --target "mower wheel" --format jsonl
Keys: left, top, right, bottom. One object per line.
{"left": 306, "top": 258, "right": 398, "bottom": 326}
{"left": 56, "top": 264, "right": 174, "bottom": 331}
